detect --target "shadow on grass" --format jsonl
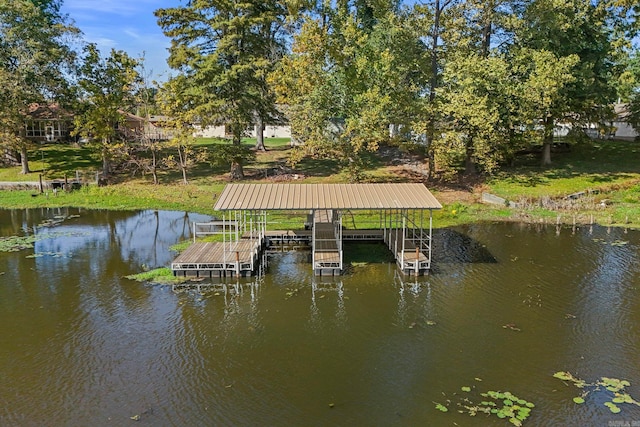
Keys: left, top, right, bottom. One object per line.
{"left": 296, "top": 157, "right": 341, "bottom": 177}
{"left": 499, "top": 140, "right": 640, "bottom": 189}
{"left": 34, "top": 144, "right": 100, "bottom": 176}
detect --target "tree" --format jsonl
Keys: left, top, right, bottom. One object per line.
{"left": 437, "top": 52, "right": 513, "bottom": 176}
{"left": 0, "top": 0, "right": 78, "bottom": 174}
{"left": 157, "top": 76, "right": 208, "bottom": 185}
{"left": 156, "top": 0, "right": 286, "bottom": 180}
{"left": 73, "top": 44, "right": 141, "bottom": 178}
{"left": 272, "top": 1, "right": 427, "bottom": 181}
{"left": 411, "top": 0, "right": 459, "bottom": 179}
{"left": 516, "top": 0, "right": 618, "bottom": 165}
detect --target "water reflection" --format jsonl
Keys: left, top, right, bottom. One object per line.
{"left": 1, "top": 210, "right": 640, "bottom": 426}
{"left": 311, "top": 278, "right": 346, "bottom": 326}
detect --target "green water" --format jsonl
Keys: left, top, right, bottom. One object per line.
{"left": 1, "top": 208, "right": 639, "bottom": 426}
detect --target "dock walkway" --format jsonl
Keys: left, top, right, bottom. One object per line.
{"left": 171, "top": 227, "right": 430, "bottom": 278}
{"left": 385, "top": 229, "right": 430, "bottom": 274}
{"left": 171, "top": 238, "right": 263, "bottom": 278}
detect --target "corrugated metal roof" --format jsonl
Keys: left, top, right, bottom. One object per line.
{"left": 214, "top": 183, "right": 442, "bottom": 211}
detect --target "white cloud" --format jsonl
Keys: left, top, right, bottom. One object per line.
{"left": 64, "top": 0, "right": 155, "bottom": 16}
{"left": 123, "top": 29, "right": 141, "bottom": 40}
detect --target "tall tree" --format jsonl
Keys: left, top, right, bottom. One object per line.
{"left": 0, "top": 0, "right": 78, "bottom": 174}
{"left": 435, "top": 0, "right": 521, "bottom": 175}
{"left": 156, "top": 0, "right": 286, "bottom": 180}
{"left": 516, "top": 0, "right": 617, "bottom": 165}
{"left": 157, "top": 75, "right": 209, "bottom": 185}
{"left": 272, "top": 1, "right": 427, "bottom": 181}
{"left": 411, "top": 0, "right": 458, "bottom": 179}
{"left": 73, "top": 44, "right": 141, "bottom": 178}
{"left": 437, "top": 52, "right": 514, "bottom": 176}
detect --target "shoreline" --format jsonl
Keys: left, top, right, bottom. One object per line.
{"left": 1, "top": 183, "right": 638, "bottom": 230}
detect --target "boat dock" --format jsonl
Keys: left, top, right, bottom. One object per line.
{"left": 171, "top": 183, "right": 441, "bottom": 277}
{"left": 171, "top": 239, "right": 263, "bottom": 278}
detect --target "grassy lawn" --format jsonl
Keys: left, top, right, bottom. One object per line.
{"left": 1, "top": 138, "right": 639, "bottom": 228}
{"left": 487, "top": 140, "right": 640, "bottom": 199}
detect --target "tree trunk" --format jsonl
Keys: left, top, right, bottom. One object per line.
{"left": 178, "top": 145, "right": 188, "bottom": 184}
{"left": 230, "top": 161, "right": 244, "bottom": 180}
{"left": 541, "top": 115, "right": 554, "bottom": 166}
{"left": 102, "top": 143, "right": 110, "bottom": 177}
{"left": 181, "top": 165, "right": 188, "bottom": 184}
{"left": 151, "top": 148, "right": 158, "bottom": 185}
{"left": 20, "top": 145, "right": 30, "bottom": 174}
{"left": 541, "top": 142, "right": 552, "bottom": 165}
{"left": 464, "top": 138, "right": 477, "bottom": 175}
{"left": 230, "top": 133, "right": 245, "bottom": 180}
{"left": 255, "top": 116, "right": 266, "bottom": 151}
{"left": 481, "top": 22, "right": 491, "bottom": 58}
{"left": 425, "top": 0, "right": 443, "bottom": 181}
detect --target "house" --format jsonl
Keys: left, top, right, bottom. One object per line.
{"left": 193, "top": 123, "right": 291, "bottom": 139}
{"left": 118, "top": 112, "right": 174, "bottom": 141}
{"left": 24, "top": 104, "right": 73, "bottom": 143}
{"left": 192, "top": 105, "right": 291, "bottom": 140}
{"left": 610, "top": 103, "right": 639, "bottom": 140}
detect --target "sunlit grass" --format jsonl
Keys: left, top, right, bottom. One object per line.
{"left": 487, "top": 140, "right": 640, "bottom": 199}
{"left": 2, "top": 138, "right": 639, "bottom": 229}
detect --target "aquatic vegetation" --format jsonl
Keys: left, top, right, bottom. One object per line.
{"left": 125, "top": 268, "right": 188, "bottom": 285}
{"left": 434, "top": 385, "right": 534, "bottom": 426}
{"left": 553, "top": 372, "right": 640, "bottom": 413}
{"left": 0, "top": 231, "right": 86, "bottom": 252}
{"left": 435, "top": 403, "right": 448, "bottom": 412}
{"left": 0, "top": 235, "right": 38, "bottom": 252}
{"left": 25, "top": 251, "right": 67, "bottom": 259}
{"left": 592, "top": 238, "right": 630, "bottom": 247}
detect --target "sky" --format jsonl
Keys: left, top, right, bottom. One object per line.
{"left": 61, "top": 0, "right": 179, "bottom": 82}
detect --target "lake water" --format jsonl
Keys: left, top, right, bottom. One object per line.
{"left": 1, "top": 208, "right": 639, "bottom": 426}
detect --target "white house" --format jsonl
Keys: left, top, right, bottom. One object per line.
{"left": 193, "top": 124, "right": 291, "bottom": 139}
{"left": 611, "top": 103, "right": 638, "bottom": 140}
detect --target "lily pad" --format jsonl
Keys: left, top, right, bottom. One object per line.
{"left": 604, "top": 402, "right": 621, "bottom": 414}
{"left": 435, "top": 403, "right": 448, "bottom": 412}
{"left": 573, "top": 397, "right": 585, "bottom": 404}
{"left": 509, "top": 417, "right": 522, "bottom": 426}
{"left": 461, "top": 386, "right": 471, "bottom": 392}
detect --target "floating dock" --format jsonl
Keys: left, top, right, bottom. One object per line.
{"left": 171, "top": 239, "right": 263, "bottom": 278}
{"left": 171, "top": 183, "right": 441, "bottom": 277}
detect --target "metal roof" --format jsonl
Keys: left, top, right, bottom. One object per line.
{"left": 214, "top": 183, "right": 442, "bottom": 211}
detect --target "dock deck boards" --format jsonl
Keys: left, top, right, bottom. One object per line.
{"left": 173, "top": 241, "right": 257, "bottom": 265}
{"left": 172, "top": 228, "right": 429, "bottom": 277}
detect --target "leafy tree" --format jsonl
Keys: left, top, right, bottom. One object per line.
{"left": 622, "top": 50, "right": 640, "bottom": 135}
{"left": 272, "top": 1, "right": 427, "bottom": 181}
{"left": 0, "top": 0, "right": 78, "bottom": 174}
{"left": 156, "top": 76, "right": 207, "bottom": 185}
{"left": 156, "top": 0, "right": 286, "bottom": 180}
{"left": 72, "top": 44, "right": 141, "bottom": 178}
{"left": 437, "top": 52, "right": 513, "bottom": 176}
{"left": 516, "top": 0, "right": 618, "bottom": 165}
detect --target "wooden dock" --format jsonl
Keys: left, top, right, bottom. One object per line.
{"left": 171, "top": 238, "right": 263, "bottom": 277}
{"left": 170, "top": 228, "right": 430, "bottom": 277}
{"left": 206, "top": 183, "right": 441, "bottom": 276}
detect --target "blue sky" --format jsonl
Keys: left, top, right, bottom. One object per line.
{"left": 61, "top": 0, "right": 178, "bottom": 82}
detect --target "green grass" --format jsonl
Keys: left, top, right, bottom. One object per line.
{"left": 2, "top": 138, "right": 640, "bottom": 229}
{"left": 125, "top": 267, "right": 188, "bottom": 284}
{"left": 0, "top": 181, "right": 226, "bottom": 214}
{"left": 0, "top": 143, "right": 100, "bottom": 182}
{"left": 487, "top": 140, "right": 640, "bottom": 199}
